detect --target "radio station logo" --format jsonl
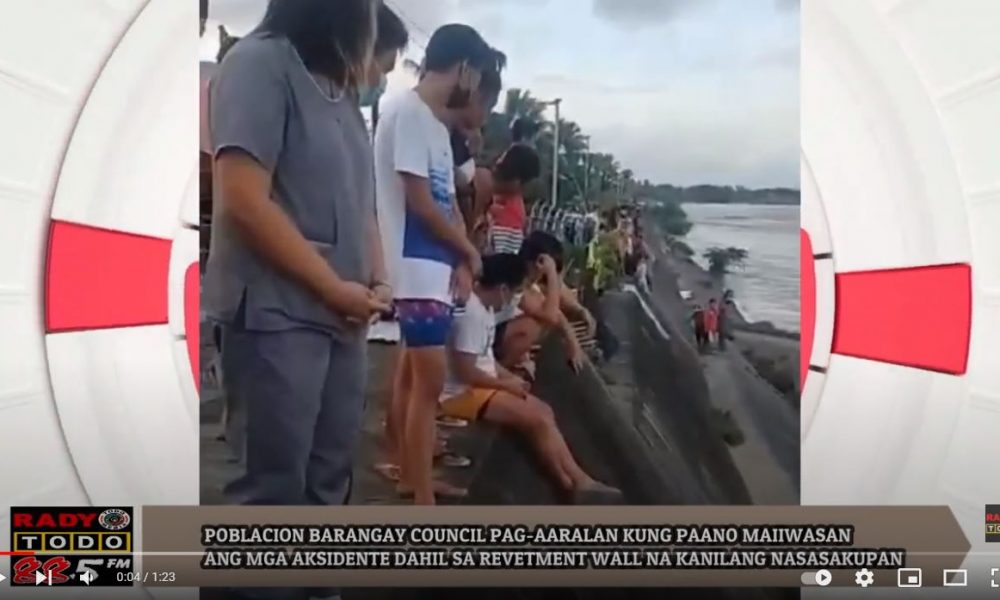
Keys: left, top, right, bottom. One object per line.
{"left": 98, "top": 508, "right": 130, "bottom": 531}
{"left": 9, "top": 506, "right": 135, "bottom": 587}
{"left": 987, "top": 505, "right": 1000, "bottom": 543}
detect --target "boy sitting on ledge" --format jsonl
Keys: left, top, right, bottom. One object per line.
{"left": 439, "top": 253, "right": 622, "bottom": 504}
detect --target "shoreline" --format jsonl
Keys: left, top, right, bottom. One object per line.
{"left": 646, "top": 226, "right": 801, "bottom": 402}
{"left": 670, "top": 253, "right": 799, "bottom": 341}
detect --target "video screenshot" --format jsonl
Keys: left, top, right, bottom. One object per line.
{"left": 0, "top": 0, "right": 998, "bottom": 598}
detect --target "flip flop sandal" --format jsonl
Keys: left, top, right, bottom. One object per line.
{"left": 373, "top": 463, "right": 401, "bottom": 483}
{"left": 436, "top": 416, "right": 469, "bottom": 428}
{"left": 436, "top": 452, "right": 472, "bottom": 469}
{"left": 396, "top": 481, "right": 469, "bottom": 500}
{"left": 433, "top": 441, "right": 448, "bottom": 458}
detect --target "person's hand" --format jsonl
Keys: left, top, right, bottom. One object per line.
{"left": 450, "top": 263, "right": 474, "bottom": 305}
{"left": 537, "top": 254, "right": 558, "bottom": 280}
{"left": 466, "top": 128, "right": 483, "bottom": 155}
{"left": 464, "top": 244, "right": 483, "bottom": 277}
{"left": 501, "top": 377, "right": 529, "bottom": 398}
{"left": 582, "top": 309, "right": 597, "bottom": 337}
{"left": 371, "top": 282, "right": 393, "bottom": 306}
{"left": 567, "top": 339, "right": 586, "bottom": 374}
{"left": 326, "top": 280, "right": 390, "bottom": 324}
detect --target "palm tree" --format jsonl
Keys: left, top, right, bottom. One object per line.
{"left": 503, "top": 89, "right": 547, "bottom": 135}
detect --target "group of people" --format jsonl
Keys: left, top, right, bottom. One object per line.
{"left": 528, "top": 204, "right": 596, "bottom": 248}
{"left": 586, "top": 205, "right": 653, "bottom": 295}
{"left": 202, "top": 0, "right": 621, "bottom": 527}
{"left": 691, "top": 292, "right": 733, "bottom": 352}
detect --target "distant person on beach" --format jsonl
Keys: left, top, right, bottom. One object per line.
{"left": 439, "top": 254, "right": 622, "bottom": 504}
{"left": 691, "top": 304, "right": 708, "bottom": 352}
{"left": 705, "top": 298, "right": 720, "bottom": 346}
{"left": 488, "top": 144, "right": 541, "bottom": 254}
{"left": 717, "top": 295, "right": 729, "bottom": 351}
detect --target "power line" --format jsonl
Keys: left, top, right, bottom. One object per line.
{"left": 384, "top": 0, "right": 431, "bottom": 50}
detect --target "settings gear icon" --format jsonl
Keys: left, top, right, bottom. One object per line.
{"left": 855, "top": 568, "right": 875, "bottom": 588}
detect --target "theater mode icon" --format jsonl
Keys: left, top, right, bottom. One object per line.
{"left": 942, "top": 569, "right": 967, "bottom": 587}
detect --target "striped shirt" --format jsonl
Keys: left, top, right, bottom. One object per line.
{"left": 489, "top": 193, "right": 526, "bottom": 254}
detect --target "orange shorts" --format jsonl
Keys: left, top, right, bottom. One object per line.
{"left": 439, "top": 388, "right": 498, "bottom": 422}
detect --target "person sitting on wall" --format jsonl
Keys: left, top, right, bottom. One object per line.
{"left": 493, "top": 232, "right": 596, "bottom": 380}
{"left": 440, "top": 253, "right": 622, "bottom": 504}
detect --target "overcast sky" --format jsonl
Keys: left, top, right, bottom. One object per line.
{"left": 201, "top": 0, "right": 799, "bottom": 189}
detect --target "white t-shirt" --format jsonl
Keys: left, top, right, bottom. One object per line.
{"left": 442, "top": 293, "right": 497, "bottom": 400}
{"left": 374, "top": 89, "right": 458, "bottom": 305}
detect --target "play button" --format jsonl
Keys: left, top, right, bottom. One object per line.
{"left": 802, "top": 570, "right": 833, "bottom": 586}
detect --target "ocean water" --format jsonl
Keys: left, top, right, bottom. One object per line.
{"left": 680, "top": 203, "right": 800, "bottom": 333}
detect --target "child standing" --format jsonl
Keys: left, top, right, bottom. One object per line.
{"left": 488, "top": 144, "right": 541, "bottom": 255}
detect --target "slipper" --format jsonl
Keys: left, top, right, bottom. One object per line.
{"left": 436, "top": 416, "right": 469, "bottom": 428}
{"left": 436, "top": 452, "right": 472, "bottom": 469}
{"left": 373, "top": 463, "right": 401, "bottom": 483}
{"left": 396, "top": 480, "right": 469, "bottom": 500}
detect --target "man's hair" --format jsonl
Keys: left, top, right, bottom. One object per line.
{"left": 217, "top": 26, "right": 240, "bottom": 63}
{"left": 511, "top": 116, "right": 543, "bottom": 143}
{"left": 424, "top": 24, "right": 495, "bottom": 74}
{"left": 375, "top": 3, "right": 408, "bottom": 55}
{"left": 495, "top": 144, "right": 541, "bottom": 184}
{"left": 259, "top": 0, "right": 376, "bottom": 86}
{"left": 480, "top": 253, "right": 527, "bottom": 289}
{"left": 468, "top": 48, "right": 505, "bottom": 112}
{"left": 520, "top": 231, "right": 565, "bottom": 272}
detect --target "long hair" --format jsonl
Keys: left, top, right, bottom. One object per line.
{"left": 259, "top": 0, "right": 377, "bottom": 89}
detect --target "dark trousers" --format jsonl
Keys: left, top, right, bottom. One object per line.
{"left": 695, "top": 327, "right": 708, "bottom": 351}
{"left": 221, "top": 322, "right": 367, "bottom": 600}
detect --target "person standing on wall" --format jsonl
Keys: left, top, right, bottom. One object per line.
{"left": 374, "top": 24, "right": 498, "bottom": 505}
{"left": 205, "top": 0, "right": 390, "bottom": 509}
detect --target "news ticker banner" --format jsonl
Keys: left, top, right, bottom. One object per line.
{"left": 133, "top": 506, "right": 970, "bottom": 588}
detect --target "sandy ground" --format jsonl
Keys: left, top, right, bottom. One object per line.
{"left": 643, "top": 222, "right": 800, "bottom": 503}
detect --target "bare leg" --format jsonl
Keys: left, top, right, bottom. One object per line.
{"left": 497, "top": 316, "right": 545, "bottom": 370}
{"left": 482, "top": 392, "right": 593, "bottom": 491}
{"left": 402, "top": 347, "right": 447, "bottom": 505}
{"left": 380, "top": 346, "right": 409, "bottom": 482}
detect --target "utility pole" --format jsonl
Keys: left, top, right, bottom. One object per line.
{"left": 548, "top": 98, "right": 562, "bottom": 205}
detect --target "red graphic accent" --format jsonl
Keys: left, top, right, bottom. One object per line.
{"left": 833, "top": 264, "right": 971, "bottom": 374}
{"left": 12, "top": 556, "right": 71, "bottom": 585}
{"left": 0, "top": 551, "right": 34, "bottom": 556}
{"left": 46, "top": 222, "right": 171, "bottom": 332}
{"left": 800, "top": 229, "right": 816, "bottom": 387}
{"left": 185, "top": 262, "right": 200, "bottom": 390}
